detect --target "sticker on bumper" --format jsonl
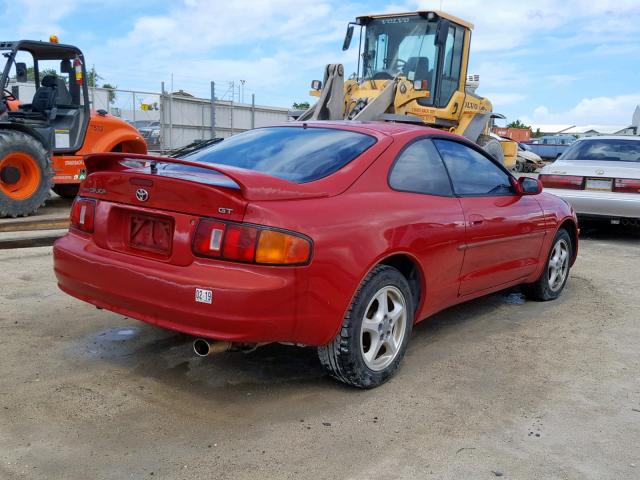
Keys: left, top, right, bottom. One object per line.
{"left": 195, "top": 288, "right": 213, "bottom": 304}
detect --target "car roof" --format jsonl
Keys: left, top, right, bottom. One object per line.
{"left": 574, "top": 135, "right": 640, "bottom": 142}
{"left": 297, "top": 120, "right": 457, "bottom": 138}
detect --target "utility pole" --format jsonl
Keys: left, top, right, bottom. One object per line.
{"left": 240, "top": 80, "right": 246, "bottom": 103}
{"left": 210, "top": 81, "right": 216, "bottom": 139}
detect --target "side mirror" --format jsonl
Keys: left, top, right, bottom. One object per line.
{"left": 518, "top": 176, "right": 543, "bottom": 195}
{"left": 342, "top": 24, "right": 355, "bottom": 51}
{"left": 15, "top": 62, "right": 28, "bottom": 83}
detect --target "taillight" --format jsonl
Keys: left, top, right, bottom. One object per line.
{"left": 193, "top": 219, "right": 311, "bottom": 265}
{"left": 613, "top": 178, "right": 640, "bottom": 193}
{"left": 70, "top": 198, "right": 96, "bottom": 233}
{"left": 539, "top": 174, "right": 584, "bottom": 190}
{"left": 256, "top": 229, "right": 311, "bottom": 265}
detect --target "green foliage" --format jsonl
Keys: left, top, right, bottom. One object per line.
{"left": 21, "top": 67, "right": 57, "bottom": 82}
{"left": 87, "top": 67, "right": 102, "bottom": 87}
{"left": 102, "top": 83, "right": 117, "bottom": 104}
{"left": 506, "top": 119, "right": 531, "bottom": 130}
{"left": 292, "top": 101, "right": 310, "bottom": 110}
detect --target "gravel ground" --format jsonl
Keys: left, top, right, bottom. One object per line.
{"left": 0, "top": 224, "right": 639, "bottom": 480}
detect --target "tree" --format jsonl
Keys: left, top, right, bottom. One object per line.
{"left": 292, "top": 101, "right": 310, "bottom": 110}
{"left": 506, "top": 119, "right": 531, "bottom": 130}
{"left": 102, "top": 83, "right": 117, "bottom": 104}
{"left": 18, "top": 67, "right": 57, "bottom": 82}
{"left": 87, "top": 67, "right": 103, "bottom": 88}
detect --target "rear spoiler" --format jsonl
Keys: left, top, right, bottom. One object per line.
{"left": 83, "top": 152, "right": 328, "bottom": 202}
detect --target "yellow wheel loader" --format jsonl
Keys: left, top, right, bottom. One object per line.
{"left": 299, "top": 11, "right": 517, "bottom": 168}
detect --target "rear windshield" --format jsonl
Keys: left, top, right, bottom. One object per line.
{"left": 560, "top": 139, "right": 640, "bottom": 162}
{"left": 175, "top": 126, "right": 377, "bottom": 183}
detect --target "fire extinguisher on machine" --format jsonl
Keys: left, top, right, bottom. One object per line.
{"left": 73, "top": 56, "right": 83, "bottom": 85}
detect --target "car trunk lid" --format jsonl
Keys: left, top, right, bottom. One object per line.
{"left": 76, "top": 152, "right": 328, "bottom": 265}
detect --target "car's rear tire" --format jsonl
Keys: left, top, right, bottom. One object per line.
{"left": 0, "top": 130, "right": 52, "bottom": 218}
{"left": 523, "top": 229, "right": 572, "bottom": 301}
{"left": 318, "top": 265, "right": 414, "bottom": 388}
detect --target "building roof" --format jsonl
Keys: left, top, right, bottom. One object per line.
{"left": 529, "top": 124, "right": 575, "bottom": 134}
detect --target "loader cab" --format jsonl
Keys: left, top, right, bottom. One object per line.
{"left": 0, "top": 40, "right": 90, "bottom": 153}
{"left": 348, "top": 12, "right": 471, "bottom": 109}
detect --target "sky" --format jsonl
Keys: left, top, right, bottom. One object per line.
{"left": 3, "top": 0, "right": 640, "bottom": 127}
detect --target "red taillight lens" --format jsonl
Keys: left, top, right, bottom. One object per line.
{"left": 613, "top": 178, "right": 640, "bottom": 193}
{"left": 539, "top": 174, "right": 584, "bottom": 190}
{"left": 192, "top": 219, "right": 311, "bottom": 265}
{"left": 222, "top": 224, "right": 258, "bottom": 262}
{"left": 70, "top": 198, "right": 96, "bottom": 233}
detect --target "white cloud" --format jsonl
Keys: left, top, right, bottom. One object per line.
{"left": 481, "top": 92, "right": 527, "bottom": 108}
{"left": 523, "top": 94, "right": 640, "bottom": 125}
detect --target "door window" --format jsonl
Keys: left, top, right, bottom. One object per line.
{"left": 435, "top": 26, "right": 464, "bottom": 108}
{"left": 433, "top": 139, "right": 513, "bottom": 195}
{"left": 389, "top": 139, "right": 452, "bottom": 196}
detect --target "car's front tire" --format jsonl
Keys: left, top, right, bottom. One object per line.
{"left": 318, "top": 265, "right": 414, "bottom": 388}
{"left": 523, "top": 228, "right": 573, "bottom": 301}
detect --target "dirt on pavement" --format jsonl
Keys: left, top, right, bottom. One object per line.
{"left": 0, "top": 225, "right": 639, "bottom": 479}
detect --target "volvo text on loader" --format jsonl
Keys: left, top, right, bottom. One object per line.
{"left": 300, "top": 11, "right": 517, "bottom": 167}
{"left": 0, "top": 38, "right": 147, "bottom": 217}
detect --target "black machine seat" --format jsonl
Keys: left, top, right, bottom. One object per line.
{"left": 9, "top": 75, "right": 59, "bottom": 122}
{"left": 403, "top": 57, "right": 430, "bottom": 81}
{"left": 32, "top": 75, "right": 59, "bottom": 114}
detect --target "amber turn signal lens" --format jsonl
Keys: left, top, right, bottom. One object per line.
{"left": 256, "top": 230, "right": 311, "bottom": 265}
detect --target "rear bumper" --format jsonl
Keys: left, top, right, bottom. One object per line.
{"left": 545, "top": 188, "right": 640, "bottom": 219}
{"left": 53, "top": 232, "right": 319, "bottom": 344}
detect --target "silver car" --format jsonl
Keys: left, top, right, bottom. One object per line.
{"left": 539, "top": 136, "right": 640, "bottom": 226}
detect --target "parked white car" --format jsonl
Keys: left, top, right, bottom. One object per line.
{"left": 515, "top": 142, "right": 545, "bottom": 172}
{"left": 539, "top": 136, "right": 640, "bottom": 226}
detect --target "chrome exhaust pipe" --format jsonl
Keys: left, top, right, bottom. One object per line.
{"left": 193, "top": 338, "right": 233, "bottom": 357}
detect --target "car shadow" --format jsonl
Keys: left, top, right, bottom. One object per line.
{"left": 579, "top": 220, "right": 640, "bottom": 241}
{"left": 77, "top": 284, "right": 528, "bottom": 401}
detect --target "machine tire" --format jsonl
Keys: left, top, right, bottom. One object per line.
{"left": 477, "top": 134, "right": 504, "bottom": 164}
{"left": 522, "top": 229, "right": 572, "bottom": 301}
{"left": 0, "top": 130, "right": 52, "bottom": 218}
{"left": 318, "top": 265, "right": 414, "bottom": 388}
{"left": 52, "top": 184, "right": 80, "bottom": 199}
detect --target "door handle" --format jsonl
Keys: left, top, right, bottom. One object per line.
{"left": 468, "top": 214, "right": 485, "bottom": 226}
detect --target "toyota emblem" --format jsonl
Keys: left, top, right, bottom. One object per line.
{"left": 135, "top": 188, "right": 149, "bottom": 202}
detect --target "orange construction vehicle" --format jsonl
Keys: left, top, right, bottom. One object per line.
{"left": 0, "top": 38, "right": 147, "bottom": 217}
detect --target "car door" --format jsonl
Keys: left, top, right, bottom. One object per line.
{"left": 433, "top": 138, "right": 547, "bottom": 296}
{"left": 387, "top": 138, "right": 466, "bottom": 314}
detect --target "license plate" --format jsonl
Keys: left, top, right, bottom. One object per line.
{"left": 585, "top": 178, "right": 612, "bottom": 191}
{"left": 129, "top": 214, "right": 173, "bottom": 254}
{"left": 195, "top": 288, "right": 213, "bottom": 304}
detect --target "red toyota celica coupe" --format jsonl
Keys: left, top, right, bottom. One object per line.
{"left": 53, "top": 121, "right": 578, "bottom": 388}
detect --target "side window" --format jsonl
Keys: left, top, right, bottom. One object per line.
{"left": 389, "top": 139, "right": 452, "bottom": 196}
{"left": 433, "top": 139, "right": 513, "bottom": 196}
{"left": 374, "top": 34, "right": 388, "bottom": 71}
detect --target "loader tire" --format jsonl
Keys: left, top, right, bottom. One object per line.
{"left": 0, "top": 130, "right": 52, "bottom": 218}
{"left": 477, "top": 135, "right": 504, "bottom": 165}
